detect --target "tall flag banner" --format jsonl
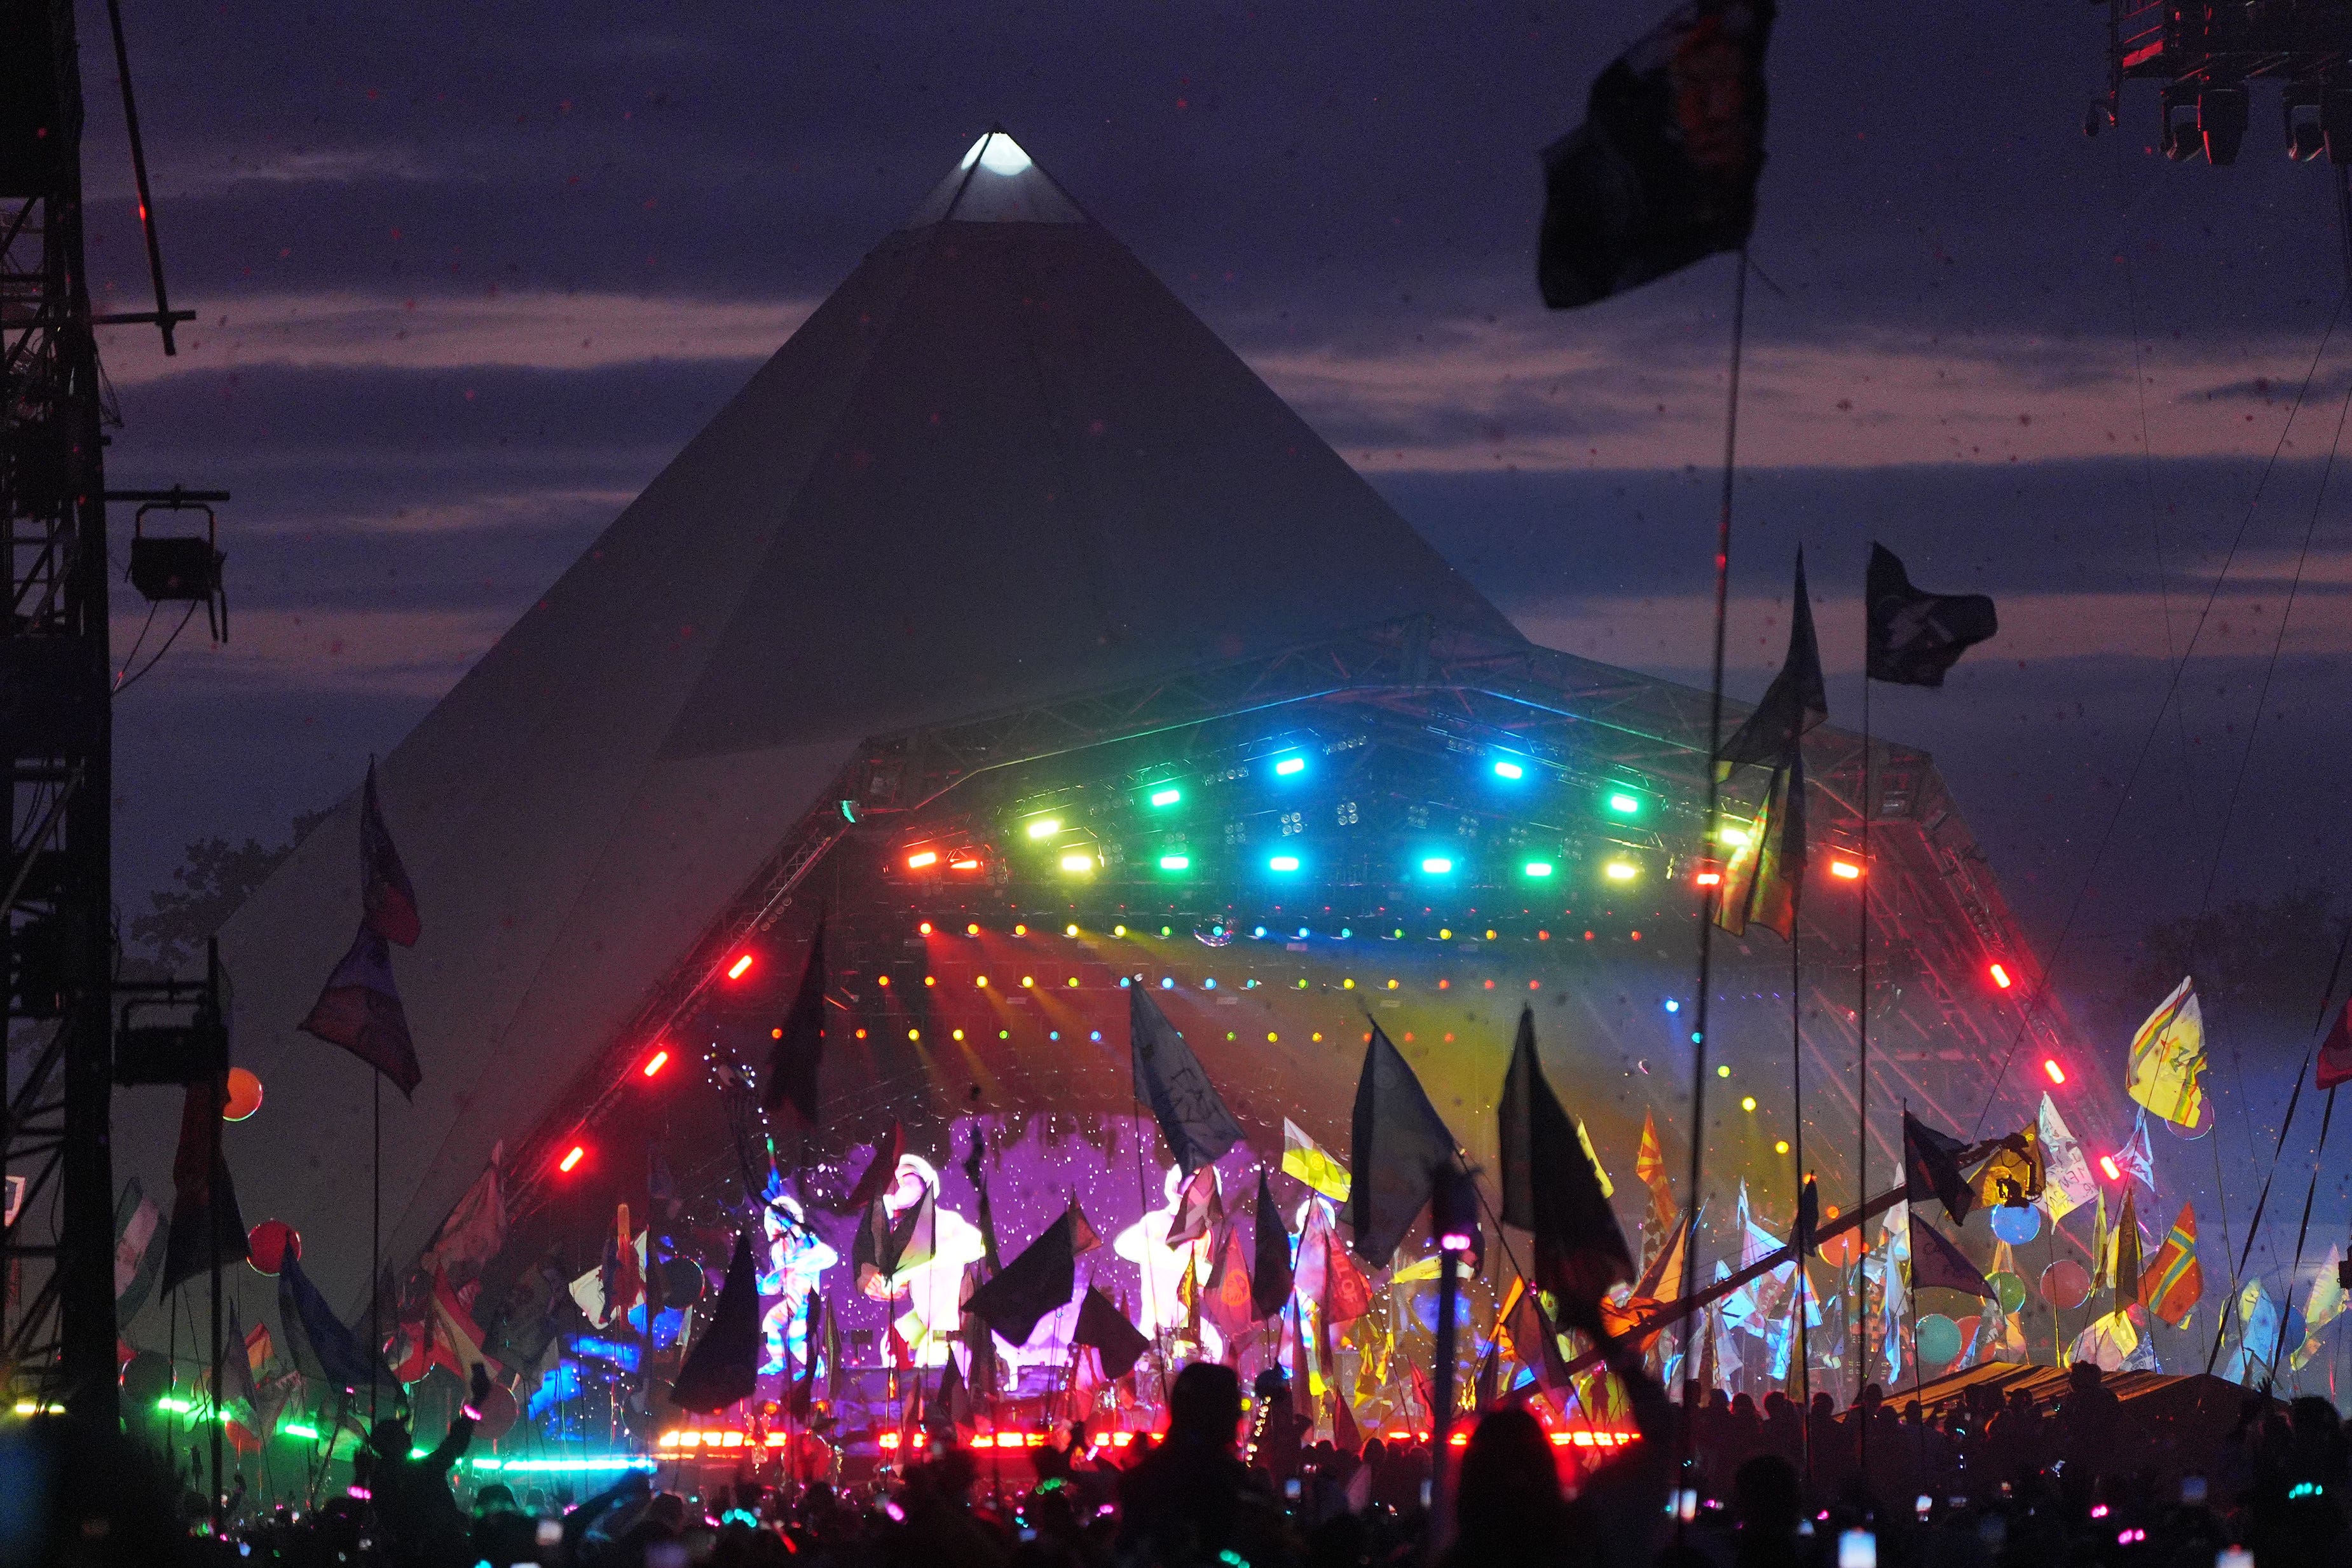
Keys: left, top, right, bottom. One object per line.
{"left": 2126, "top": 978, "right": 2208, "bottom": 1128}
{"left": 1908, "top": 1211, "right": 1994, "bottom": 1299}
{"left": 1972, "top": 1128, "right": 2044, "bottom": 1210}
{"left": 2068, "top": 1306, "right": 2154, "bottom": 1375}
{"left": 1203, "top": 1223, "right": 1256, "bottom": 1340}
{"left": 419, "top": 1150, "right": 505, "bottom": 1288}
{"left": 277, "top": 1251, "right": 383, "bottom": 1392}
{"left": 162, "top": 1077, "right": 249, "bottom": 1292}
{"left": 395, "top": 1271, "right": 493, "bottom": 1387}
{"left": 1715, "top": 753, "right": 1803, "bottom": 941}
{"left": 1251, "top": 1171, "right": 1294, "bottom": 1321}
{"left": 2292, "top": 1245, "right": 2346, "bottom": 1372}
{"left": 1072, "top": 1287, "right": 1151, "bottom": 1380}
{"left": 2116, "top": 1112, "right": 2157, "bottom": 1193}
{"left": 1165, "top": 1162, "right": 1224, "bottom": 1248}
{"left": 1717, "top": 550, "right": 1828, "bottom": 773}
{"left": 299, "top": 924, "right": 423, "bottom": 1097}
{"left": 360, "top": 759, "right": 421, "bottom": 947}
{"left": 2089, "top": 1190, "right": 2110, "bottom": 1292}
{"left": 2112, "top": 1189, "right": 2143, "bottom": 1317}
{"left": 852, "top": 1177, "right": 936, "bottom": 1298}
{"left": 113, "top": 1179, "right": 163, "bottom": 1319}
{"left": 220, "top": 1298, "right": 263, "bottom": 1452}
{"left": 1498, "top": 1007, "right": 1634, "bottom": 1307}
{"left": 1495, "top": 1275, "right": 1573, "bottom": 1391}
{"left": 1130, "top": 988, "right": 1246, "bottom": 1175}
{"left": 2317, "top": 1000, "right": 2352, "bottom": 1091}
{"left": 1348, "top": 1025, "right": 1460, "bottom": 1266}
{"left": 1281, "top": 1119, "right": 1353, "bottom": 1204}
{"left": 1903, "top": 1110, "right": 1976, "bottom": 1224}
{"left": 1864, "top": 543, "right": 1999, "bottom": 687}
{"left": 962, "top": 1128, "right": 1001, "bottom": 1273}
{"left": 2037, "top": 1094, "right": 2097, "bottom": 1223}
{"left": 2140, "top": 1202, "right": 2203, "bottom": 1328}
{"left": 791, "top": 1295, "right": 826, "bottom": 1417}
{"left": 1536, "top": 0, "right": 1776, "bottom": 309}
{"left": 961, "top": 1208, "right": 1080, "bottom": 1348}
{"left": 833, "top": 1124, "right": 905, "bottom": 1218}
{"left": 672, "top": 1233, "right": 761, "bottom": 1413}
{"left": 1635, "top": 1111, "right": 1679, "bottom": 1239}
{"left": 763, "top": 918, "right": 828, "bottom": 1124}
{"left": 1294, "top": 1201, "right": 1372, "bottom": 1326}
{"left": 2220, "top": 1281, "right": 2281, "bottom": 1386}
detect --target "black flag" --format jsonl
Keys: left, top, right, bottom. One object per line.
{"left": 161, "top": 1077, "right": 249, "bottom": 1292}
{"left": 1718, "top": 549, "right": 1826, "bottom": 772}
{"left": 763, "top": 919, "right": 828, "bottom": 1124}
{"left": 1498, "top": 1009, "right": 1634, "bottom": 1311}
{"left": 1349, "top": 1026, "right": 1459, "bottom": 1266}
{"left": 299, "top": 923, "right": 423, "bottom": 1097}
{"left": 1908, "top": 1211, "right": 1995, "bottom": 1299}
{"left": 1072, "top": 1287, "right": 1151, "bottom": 1381}
{"left": 1903, "top": 1110, "right": 1976, "bottom": 1225}
{"left": 1250, "top": 1171, "right": 1294, "bottom": 1321}
{"left": 360, "top": 759, "right": 421, "bottom": 947}
{"left": 960, "top": 1209, "right": 1079, "bottom": 1348}
{"left": 1538, "top": 0, "right": 1777, "bottom": 310}
{"left": 1131, "top": 988, "right": 1246, "bottom": 1175}
{"left": 671, "top": 1232, "right": 760, "bottom": 1412}
{"left": 1866, "top": 543, "right": 1998, "bottom": 688}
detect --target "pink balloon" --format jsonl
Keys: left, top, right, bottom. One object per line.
{"left": 2039, "top": 1259, "right": 2091, "bottom": 1311}
{"left": 247, "top": 1220, "right": 301, "bottom": 1276}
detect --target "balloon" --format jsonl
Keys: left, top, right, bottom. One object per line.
{"left": 1990, "top": 1271, "right": 2029, "bottom": 1316}
{"left": 2040, "top": 1259, "right": 2091, "bottom": 1311}
{"left": 2164, "top": 1099, "right": 2213, "bottom": 1141}
{"left": 247, "top": 1220, "right": 301, "bottom": 1276}
{"left": 222, "top": 1068, "right": 264, "bottom": 1122}
{"left": 121, "top": 1349, "right": 172, "bottom": 1407}
{"left": 474, "top": 1383, "right": 518, "bottom": 1442}
{"left": 1915, "top": 1313, "right": 1962, "bottom": 1368}
{"left": 1990, "top": 1205, "right": 2042, "bottom": 1245}
{"left": 1815, "top": 1227, "right": 1859, "bottom": 1269}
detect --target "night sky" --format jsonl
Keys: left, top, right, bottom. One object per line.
{"left": 83, "top": 7, "right": 2348, "bottom": 1230}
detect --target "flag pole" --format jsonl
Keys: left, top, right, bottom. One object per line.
{"left": 210, "top": 1073, "right": 226, "bottom": 1537}
{"left": 371, "top": 1073, "right": 381, "bottom": 1425}
{"left": 1789, "top": 922, "right": 1810, "bottom": 1487}
{"left": 1678, "top": 235, "right": 1751, "bottom": 1513}
{"left": 1855, "top": 625, "right": 1873, "bottom": 1424}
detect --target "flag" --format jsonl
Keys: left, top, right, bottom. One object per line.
{"left": 2068, "top": 1306, "right": 2155, "bottom": 1374}
{"left": 1715, "top": 754, "right": 1803, "bottom": 941}
{"left": 599, "top": 1204, "right": 643, "bottom": 1323}
{"left": 1972, "top": 1128, "right": 2044, "bottom": 1210}
{"left": 2038, "top": 1094, "right": 2096, "bottom": 1223}
{"left": 360, "top": 759, "right": 421, "bottom": 946}
{"left": 1903, "top": 1110, "right": 1975, "bottom": 1224}
{"left": 960, "top": 1209, "right": 1079, "bottom": 1347}
{"left": 791, "top": 1295, "right": 826, "bottom": 1417}
{"left": 830, "top": 1124, "right": 905, "bottom": 1217}
{"left": 1908, "top": 1212, "right": 1993, "bottom": 1299}
{"left": 1348, "top": 1026, "right": 1459, "bottom": 1266}
{"left": 2318, "top": 1000, "right": 2352, "bottom": 1091}
{"left": 1251, "top": 1171, "right": 1294, "bottom": 1320}
{"left": 113, "top": 1179, "right": 163, "bottom": 1318}
{"left": 763, "top": 918, "right": 829, "bottom": 1124}
{"left": 1166, "top": 1162, "right": 1224, "bottom": 1248}
{"left": 853, "top": 1181, "right": 935, "bottom": 1298}
{"left": 2126, "top": 978, "right": 2207, "bottom": 1128}
{"left": 1294, "top": 1201, "right": 1372, "bottom": 1326}
{"left": 962, "top": 1128, "right": 1001, "bottom": 1272}
{"left": 1498, "top": 1007, "right": 1634, "bottom": 1309}
{"left": 569, "top": 1231, "right": 647, "bottom": 1330}
{"left": 1716, "top": 550, "right": 1827, "bottom": 772}
{"left": 1130, "top": 988, "right": 1246, "bottom": 1175}
{"left": 2221, "top": 1281, "right": 2283, "bottom": 1386}
{"left": 2140, "top": 1202, "right": 2202, "bottom": 1328}
{"left": 298, "top": 922, "right": 423, "bottom": 1097}
{"left": 2116, "top": 1112, "right": 2157, "bottom": 1193}
{"left": 1864, "top": 543, "right": 1999, "bottom": 687}
{"left": 399, "top": 1271, "right": 493, "bottom": 1387}
{"left": 1536, "top": 0, "right": 1775, "bottom": 308}
{"left": 1282, "top": 1119, "right": 1352, "bottom": 1204}
{"left": 162, "top": 1077, "right": 249, "bottom": 1292}
{"left": 1072, "top": 1287, "right": 1151, "bottom": 1381}
{"left": 672, "top": 1232, "right": 761, "bottom": 1412}
{"left": 2089, "top": 1190, "right": 2110, "bottom": 1292}
{"left": 1204, "top": 1222, "right": 1256, "bottom": 1339}
{"left": 1795, "top": 1175, "right": 1819, "bottom": 1256}
{"left": 1496, "top": 1275, "right": 1573, "bottom": 1390}
{"left": 1634, "top": 1111, "right": 1678, "bottom": 1238}
{"left": 277, "top": 1251, "right": 382, "bottom": 1392}
{"left": 2292, "top": 1246, "right": 2345, "bottom": 1372}
{"left": 1330, "top": 1384, "right": 1362, "bottom": 1454}
{"left": 419, "top": 1150, "right": 505, "bottom": 1288}
{"left": 2112, "top": 1189, "right": 2143, "bottom": 1320}
{"left": 221, "top": 1299, "right": 263, "bottom": 1452}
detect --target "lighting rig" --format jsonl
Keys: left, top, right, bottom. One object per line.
{"left": 2088, "top": 0, "right": 2352, "bottom": 163}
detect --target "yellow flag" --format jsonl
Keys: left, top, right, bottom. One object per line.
{"left": 2293, "top": 1245, "right": 2346, "bottom": 1372}
{"left": 2126, "top": 976, "right": 2206, "bottom": 1127}
{"left": 1282, "top": 1119, "right": 1351, "bottom": 1203}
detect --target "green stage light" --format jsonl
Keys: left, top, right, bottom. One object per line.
{"left": 1606, "top": 792, "right": 1641, "bottom": 817}
{"left": 1493, "top": 759, "right": 1524, "bottom": 780}
{"left": 1149, "top": 786, "right": 1182, "bottom": 808}
{"left": 1026, "top": 817, "right": 1062, "bottom": 838}
{"left": 1523, "top": 861, "right": 1554, "bottom": 878}
{"left": 1158, "top": 854, "right": 1190, "bottom": 871}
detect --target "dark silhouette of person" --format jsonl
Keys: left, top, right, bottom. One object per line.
{"left": 1118, "top": 1361, "right": 1284, "bottom": 1566}
{"left": 1442, "top": 1405, "right": 1567, "bottom": 1566}
{"left": 366, "top": 1361, "right": 489, "bottom": 1567}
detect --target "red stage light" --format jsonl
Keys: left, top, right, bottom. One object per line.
{"left": 950, "top": 859, "right": 980, "bottom": 871}
{"left": 918, "top": 922, "right": 933, "bottom": 936}
{"left": 905, "top": 850, "right": 938, "bottom": 869}
{"left": 1696, "top": 871, "right": 1722, "bottom": 886}
{"left": 2042, "top": 1058, "right": 2066, "bottom": 1086}
{"left": 1830, "top": 860, "right": 1861, "bottom": 880}
{"left": 642, "top": 1050, "right": 669, "bottom": 1079}
{"left": 1989, "top": 963, "right": 2013, "bottom": 990}
{"left": 559, "top": 1145, "right": 585, "bottom": 1173}
{"left": 2098, "top": 1155, "right": 2121, "bottom": 1182}
{"left": 725, "top": 953, "right": 755, "bottom": 981}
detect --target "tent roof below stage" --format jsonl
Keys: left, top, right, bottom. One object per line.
{"left": 1899, "top": 1363, "right": 2273, "bottom": 1478}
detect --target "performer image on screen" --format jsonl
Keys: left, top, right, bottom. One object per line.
{"left": 757, "top": 1192, "right": 836, "bottom": 1377}
{"left": 856, "top": 1154, "right": 985, "bottom": 1368}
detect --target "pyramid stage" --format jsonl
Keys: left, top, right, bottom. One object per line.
{"left": 132, "top": 133, "right": 2121, "bottom": 1459}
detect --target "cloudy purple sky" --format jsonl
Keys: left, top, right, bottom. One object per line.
{"left": 88, "top": 1, "right": 2346, "bottom": 1058}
